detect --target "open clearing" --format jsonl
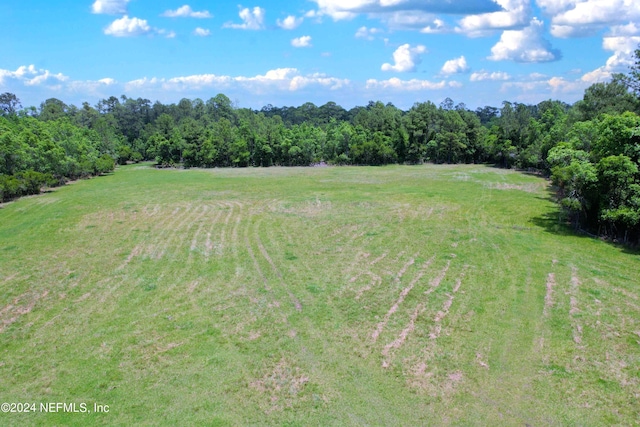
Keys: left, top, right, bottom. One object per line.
{"left": 1, "top": 164, "right": 639, "bottom": 425}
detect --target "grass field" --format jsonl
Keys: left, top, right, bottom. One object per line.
{"left": 0, "top": 164, "right": 639, "bottom": 426}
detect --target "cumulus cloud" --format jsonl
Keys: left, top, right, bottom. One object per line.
{"left": 381, "top": 11, "right": 441, "bottom": 31}
{"left": 277, "top": 15, "right": 303, "bottom": 30}
{"left": 92, "top": 0, "right": 129, "bottom": 15}
{"left": 441, "top": 56, "right": 470, "bottom": 75}
{"left": 581, "top": 36, "right": 640, "bottom": 83}
{"left": 223, "top": 6, "right": 265, "bottom": 30}
{"left": 470, "top": 71, "right": 511, "bottom": 81}
{"left": 193, "top": 27, "right": 211, "bottom": 37}
{"left": 366, "top": 77, "right": 459, "bottom": 91}
{"left": 355, "top": 26, "right": 383, "bottom": 40}
{"left": 381, "top": 44, "right": 427, "bottom": 72}
{"left": 291, "top": 36, "right": 312, "bottom": 48}
{"left": 124, "top": 68, "right": 349, "bottom": 94}
{"left": 310, "top": 0, "right": 501, "bottom": 21}
{"left": 489, "top": 18, "right": 562, "bottom": 62}
{"left": 0, "top": 65, "right": 119, "bottom": 100}
{"left": 456, "top": 0, "right": 531, "bottom": 36}
{"left": 420, "top": 18, "right": 446, "bottom": 34}
{"left": 104, "top": 16, "right": 153, "bottom": 37}
{"left": 162, "top": 5, "right": 212, "bottom": 18}
{"left": 542, "top": 0, "right": 640, "bottom": 38}
{"left": 0, "top": 65, "right": 68, "bottom": 87}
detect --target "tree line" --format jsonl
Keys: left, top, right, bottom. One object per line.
{"left": 1, "top": 47, "right": 640, "bottom": 243}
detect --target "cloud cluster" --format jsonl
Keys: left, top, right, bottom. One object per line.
{"left": 224, "top": 6, "right": 266, "bottom": 30}
{"left": 355, "top": 26, "right": 383, "bottom": 40}
{"left": 125, "top": 68, "right": 350, "bottom": 94}
{"left": 381, "top": 44, "right": 426, "bottom": 72}
{"left": 277, "top": 15, "right": 303, "bottom": 30}
{"left": 193, "top": 27, "right": 211, "bottom": 37}
{"left": 0, "top": 65, "right": 68, "bottom": 87}
{"left": 539, "top": 0, "right": 640, "bottom": 38}
{"left": 291, "top": 36, "right": 312, "bottom": 48}
{"left": 92, "top": 0, "right": 130, "bottom": 15}
{"left": 489, "top": 18, "right": 561, "bottom": 62}
{"left": 441, "top": 56, "right": 470, "bottom": 75}
{"left": 161, "top": 5, "right": 212, "bottom": 19}
{"left": 366, "top": 77, "right": 460, "bottom": 91}
{"left": 581, "top": 36, "right": 640, "bottom": 83}
{"left": 470, "top": 71, "right": 511, "bottom": 81}
{"left": 310, "top": 0, "right": 501, "bottom": 22}
{"left": 456, "top": 0, "right": 531, "bottom": 36}
{"left": 104, "top": 15, "right": 153, "bottom": 37}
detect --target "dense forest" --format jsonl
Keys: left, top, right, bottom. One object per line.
{"left": 2, "top": 49, "right": 640, "bottom": 244}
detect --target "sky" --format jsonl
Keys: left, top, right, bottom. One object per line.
{"left": 1, "top": 0, "right": 639, "bottom": 111}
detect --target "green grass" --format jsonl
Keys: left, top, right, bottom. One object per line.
{"left": 1, "top": 163, "right": 639, "bottom": 426}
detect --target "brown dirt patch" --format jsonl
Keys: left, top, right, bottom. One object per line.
{"left": 249, "top": 358, "right": 310, "bottom": 414}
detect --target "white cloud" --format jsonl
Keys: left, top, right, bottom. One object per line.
{"left": 92, "top": 0, "right": 129, "bottom": 15}
{"left": 158, "top": 29, "right": 177, "bottom": 38}
{"left": 310, "top": 0, "right": 501, "bottom": 22}
{"left": 193, "top": 27, "right": 211, "bottom": 37}
{"left": 0, "top": 65, "right": 119, "bottom": 96}
{"left": 124, "top": 68, "right": 349, "bottom": 94}
{"left": 355, "top": 26, "right": 383, "bottom": 40}
{"left": 581, "top": 36, "right": 640, "bottom": 83}
{"left": 291, "top": 36, "right": 312, "bottom": 48}
{"left": 544, "top": 0, "right": 640, "bottom": 38}
{"left": 535, "top": 0, "right": 577, "bottom": 16}
{"left": 366, "top": 77, "right": 457, "bottom": 91}
{"left": 162, "top": 5, "right": 212, "bottom": 18}
{"left": 441, "top": 56, "right": 469, "bottom": 75}
{"left": 420, "top": 19, "right": 446, "bottom": 34}
{"left": 609, "top": 23, "right": 640, "bottom": 37}
{"left": 380, "top": 11, "right": 439, "bottom": 31}
{"left": 104, "top": 16, "right": 153, "bottom": 37}
{"left": 223, "top": 6, "right": 265, "bottom": 30}
{"left": 489, "top": 18, "right": 561, "bottom": 63}
{"left": 456, "top": 0, "right": 531, "bottom": 37}
{"left": 470, "top": 71, "right": 511, "bottom": 81}
{"left": 277, "top": 15, "right": 303, "bottom": 30}
{"left": 381, "top": 44, "right": 427, "bottom": 72}
{"left": 98, "top": 78, "right": 117, "bottom": 85}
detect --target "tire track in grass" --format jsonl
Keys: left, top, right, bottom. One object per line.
{"left": 371, "top": 255, "right": 430, "bottom": 343}
{"left": 189, "top": 205, "right": 210, "bottom": 252}
{"left": 174, "top": 204, "right": 210, "bottom": 256}
{"left": 381, "top": 260, "right": 459, "bottom": 368}
{"left": 344, "top": 251, "right": 371, "bottom": 281}
{"left": 203, "top": 204, "right": 228, "bottom": 258}
{"left": 174, "top": 205, "right": 218, "bottom": 294}
{"left": 154, "top": 204, "right": 198, "bottom": 260}
{"left": 349, "top": 252, "right": 388, "bottom": 283}
{"left": 245, "top": 221, "right": 271, "bottom": 293}
{"left": 255, "top": 225, "right": 302, "bottom": 312}
{"left": 355, "top": 272, "right": 382, "bottom": 300}
{"left": 570, "top": 267, "right": 584, "bottom": 346}
{"left": 543, "top": 272, "right": 556, "bottom": 317}
{"left": 218, "top": 201, "right": 236, "bottom": 256}
{"left": 427, "top": 263, "right": 459, "bottom": 341}
{"left": 230, "top": 201, "right": 243, "bottom": 257}
{"left": 381, "top": 303, "right": 426, "bottom": 367}
{"left": 149, "top": 204, "right": 192, "bottom": 259}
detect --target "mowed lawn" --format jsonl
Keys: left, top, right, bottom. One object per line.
{"left": 0, "top": 164, "right": 639, "bottom": 426}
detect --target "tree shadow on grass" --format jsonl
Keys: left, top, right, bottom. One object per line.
{"left": 530, "top": 185, "right": 639, "bottom": 255}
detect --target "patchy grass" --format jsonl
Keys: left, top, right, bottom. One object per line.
{"left": 0, "top": 163, "right": 639, "bottom": 425}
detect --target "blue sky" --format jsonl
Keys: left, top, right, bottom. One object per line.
{"left": 1, "top": 0, "right": 639, "bottom": 110}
